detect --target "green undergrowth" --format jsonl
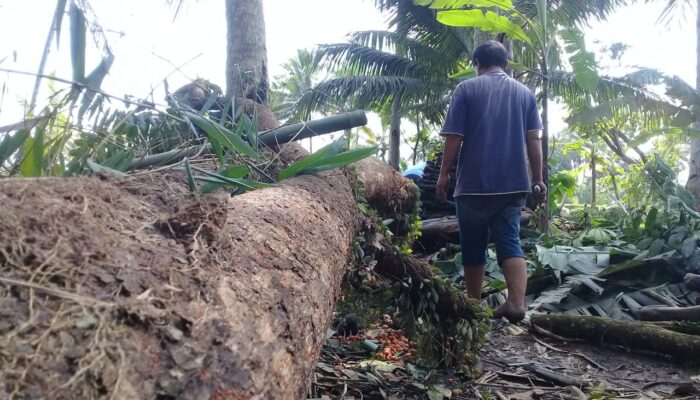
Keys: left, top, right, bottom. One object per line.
{"left": 338, "top": 184, "right": 489, "bottom": 378}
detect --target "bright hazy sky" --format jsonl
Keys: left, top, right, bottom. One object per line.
{"left": 0, "top": 0, "right": 695, "bottom": 138}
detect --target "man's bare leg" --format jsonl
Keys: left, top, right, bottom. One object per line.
{"left": 493, "top": 257, "right": 527, "bottom": 322}
{"left": 464, "top": 265, "right": 486, "bottom": 299}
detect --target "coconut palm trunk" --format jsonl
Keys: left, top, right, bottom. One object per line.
{"left": 388, "top": 95, "right": 402, "bottom": 169}
{"left": 225, "top": 0, "right": 269, "bottom": 103}
{"left": 687, "top": 0, "right": 700, "bottom": 208}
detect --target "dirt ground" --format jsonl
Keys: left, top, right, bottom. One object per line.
{"left": 474, "top": 322, "right": 700, "bottom": 399}
{"left": 309, "top": 320, "right": 700, "bottom": 400}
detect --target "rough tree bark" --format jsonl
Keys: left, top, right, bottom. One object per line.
{"left": 531, "top": 314, "right": 700, "bottom": 362}
{"left": 0, "top": 123, "right": 419, "bottom": 398}
{"left": 225, "top": 0, "right": 268, "bottom": 102}
{"left": 388, "top": 94, "right": 402, "bottom": 171}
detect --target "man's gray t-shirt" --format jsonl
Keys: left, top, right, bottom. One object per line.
{"left": 440, "top": 71, "right": 543, "bottom": 196}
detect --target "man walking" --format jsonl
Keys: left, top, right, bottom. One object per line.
{"left": 436, "top": 41, "right": 546, "bottom": 323}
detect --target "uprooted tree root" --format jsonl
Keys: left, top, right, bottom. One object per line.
{"left": 0, "top": 174, "right": 236, "bottom": 398}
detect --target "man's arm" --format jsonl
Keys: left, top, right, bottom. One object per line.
{"left": 436, "top": 134, "right": 462, "bottom": 203}
{"left": 526, "top": 130, "right": 547, "bottom": 203}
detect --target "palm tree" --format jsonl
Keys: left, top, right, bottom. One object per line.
{"left": 270, "top": 49, "right": 323, "bottom": 122}
{"left": 225, "top": 0, "right": 269, "bottom": 102}
{"left": 645, "top": 0, "right": 700, "bottom": 205}
{"left": 295, "top": 0, "right": 472, "bottom": 169}
{"left": 168, "top": 0, "right": 269, "bottom": 102}
{"left": 604, "top": 0, "right": 700, "bottom": 205}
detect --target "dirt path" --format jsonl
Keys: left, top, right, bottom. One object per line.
{"left": 475, "top": 323, "right": 699, "bottom": 399}
{"left": 309, "top": 322, "right": 700, "bottom": 399}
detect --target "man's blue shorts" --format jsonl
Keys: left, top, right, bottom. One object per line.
{"left": 455, "top": 193, "right": 526, "bottom": 266}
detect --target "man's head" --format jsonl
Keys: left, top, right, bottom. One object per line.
{"left": 472, "top": 41, "right": 508, "bottom": 75}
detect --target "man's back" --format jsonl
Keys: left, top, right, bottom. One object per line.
{"left": 441, "top": 71, "right": 541, "bottom": 196}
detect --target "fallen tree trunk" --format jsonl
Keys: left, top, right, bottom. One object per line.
{"left": 354, "top": 157, "right": 417, "bottom": 217}
{"left": 685, "top": 273, "right": 700, "bottom": 292}
{"left": 637, "top": 305, "right": 700, "bottom": 322}
{"left": 417, "top": 211, "right": 535, "bottom": 251}
{"left": 531, "top": 314, "right": 700, "bottom": 363}
{"left": 0, "top": 160, "right": 415, "bottom": 398}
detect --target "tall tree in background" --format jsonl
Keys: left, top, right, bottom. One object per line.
{"left": 630, "top": 0, "right": 700, "bottom": 205}
{"left": 225, "top": 0, "right": 269, "bottom": 102}
{"left": 680, "top": 0, "right": 700, "bottom": 206}
{"left": 296, "top": 0, "right": 472, "bottom": 170}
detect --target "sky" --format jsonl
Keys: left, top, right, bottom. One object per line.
{"left": 0, "top": 0, "right": 696, "bottom": 152}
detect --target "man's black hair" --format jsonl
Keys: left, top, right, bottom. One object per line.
{"left": 472, "top": 41, "right": 509, "bottom": 69}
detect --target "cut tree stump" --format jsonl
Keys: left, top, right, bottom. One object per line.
{"left": 531, "top": 314, "right": 700, "bottom": 363}
{"left": 0, "top": 113, "right": 418, "bottom": 399}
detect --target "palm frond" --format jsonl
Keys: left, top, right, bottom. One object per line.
{"left": 644, "top": 0, "right": 696, "bottom": 25}
{"left": 316, "top": 43, "right": 432, "bottom": 80}
{"left": 514, "top": 0, "right": 629, "bottom": 27}
{"left": 374, "top": 0, "right": 474, "bottom": 55}
{"left": 349, "top": 30, "right": 466, "bottom": 74}
{"left": 293, "top": 76, "right": 427, "bottom": 118}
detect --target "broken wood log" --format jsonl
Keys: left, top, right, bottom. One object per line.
{"left": 685, "top": 273, "right": 700, "bottom": 292}
{"left": 417, "top": 211, "right": 535, "bottom": 251}
{"left": 637, "top": 305, "right": 700, "bottom": 322}
{"left": 650, "top": 321, "right": 700, "bottom": 336}
{"left": 531, "top": 314, "right": 700, "bottom": 363}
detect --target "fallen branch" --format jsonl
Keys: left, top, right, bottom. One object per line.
{"left": 637, "top": 305, "right": 700, "bottom": 322}
{"left": 531, "top": 314, "right": 700, "bottom": 363}
{"left": 525, "top": 365, "right": 588, "bottom": 388}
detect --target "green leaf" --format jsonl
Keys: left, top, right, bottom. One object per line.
{"left": 434, "top": 260, "right": 458, "bottom": 274}
{"left": 54, "top": 0, "right": 69, "bottom": 48}
{"left": 191, "top": 165, "right": 271, "bottom": 191}
{"left": 0, "top": 128, "right": 30, "bottom": 166}
{"left": 200, "top": 165, "right": 250, "bottom": 194}
{"left": 559, "top": 28, "right": 599, "bottom": 91}
{"left": 637, "top": 237, "right": 653, "bottom": 251}
{"left": 681, "top": 237, "right": 697, "bottom": 258}
{"left": 100, "top": 150, "right": 134, "bottom": 172}
{"left": 647, "top": 239, "right": 666, "bottom": 257}
{"left": 296, "top": 146, "right": 378, "bottom": 176}
{"left": 86, "top": 159, "right": 127, "bottom": 177}
{"left": 535, "top": 0, "right": 547, "bottom": 39}
{"left": 416, "top": 0, "right": 514, "bottom": 12}
{"left": 20, "top": 129, "right": 45, "bottom": 177}
{"left": 664, "top": 75, "right": 700, "bottom": 110}
{"left": 448, "top": 68, "right": 476, "bottom": 80}
{"left": 69, "top": 2, "right": 86, "bottom": 83}
{"left": 277, "top": 139, "right": 348, "bottom": 181}
{"left": 645, "top": 207, "right": 658, "bottom": 232}
{"left": 186, "top": 112, "right": 257, "bottom": 158}
{"left": 85, "top": 53, "right": 114, "bottom": 89}
{"left": 247, "top": 108, "right": 259, "bottom": 150}
{"left": 668, "top": 227, "right": 688, "bottom": 250}
{"left": 437, "top": 9, "right": 531, "bottom": 43}
{"left": 184, "top": 158, "right": 196, "bottom": 193}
